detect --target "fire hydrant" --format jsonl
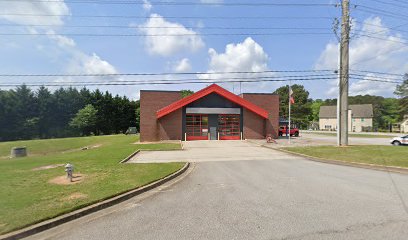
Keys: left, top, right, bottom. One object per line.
{"left": 65, "top": 163, "right": 74, "bottom": 182}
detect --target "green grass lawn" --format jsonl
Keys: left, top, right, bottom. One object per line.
{"left": 0, "top": 135, "right": 183, "bottom": 235}
{"left": 302, "top": 132, "right": 397, "bottom": 138}
{"left": 283, "top": 145, "right": 408, "bottom": 167}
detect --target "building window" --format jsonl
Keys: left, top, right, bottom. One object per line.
{"left": 361, "top": 118, "right": 365, "bottom": 122}
{"left": 325, "top": 125, "right": 332, "bottom": 129}
{"left": 186, "top": 114, "right": 208, "bottom": 138}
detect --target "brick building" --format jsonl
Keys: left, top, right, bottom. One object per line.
{"left": 140, "top": 84, "right": 279, "bottom": 141}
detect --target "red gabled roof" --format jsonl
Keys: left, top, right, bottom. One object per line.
{"left": 156, "top": 84, "right": 268, "bottom": 119}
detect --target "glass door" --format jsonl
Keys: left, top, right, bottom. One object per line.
{"left": 218, "top": 114, "right": 240, "bottom": 140}
{"left": 186, "top": 114, "right": 209, "bottom": 140}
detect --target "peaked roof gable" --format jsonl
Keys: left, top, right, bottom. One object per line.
{"left": 319, "top": 104, "right": 373, "bottom": 118}
{"left": 156, "top": 84, "right": 268, "bottom": 119}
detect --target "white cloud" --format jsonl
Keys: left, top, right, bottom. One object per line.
{"left": 204, "top": 37, "right": 269, "bottom": 77}
{"left": 173, "top": 58, "right": 192, "bottom": 72}
{"left": 349, "top": 74, "right": 392, "bottom": 96}
{"left": 142, "top": 0, "right": 152, "bottom": 11}
{"left": 199, "top": 37, "right": 278, "bottom": 93}
{"left": 0, "top": 0, "right": 117, "bottom": 77}
{"left": 81, "top": 53, "right": 117, "bottom": 74}
{"left": 46, "top": 30, "right": 76, "bottom": 48}
{"left": 139, "top": 14, "right": 205, "bottom": 56}
{"left": 0, "top": 1, "right": 69, "bottom": 26}
{"left": 315, "top": 17, "right": 408, "bottom": 97}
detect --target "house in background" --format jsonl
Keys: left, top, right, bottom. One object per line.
{"left": 319, "top": 104, "right": 374, "bottom": 132}
{"left": 393, "top": 115, "right": 408, "bottom": 133}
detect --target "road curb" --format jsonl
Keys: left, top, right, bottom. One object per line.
{"left": 263, "top": 145, "right": 408, "bottom": 175}
{"left": 0, "top": 162, "right": 190, "bottom": 240}
{"left": 119, "top": 150, "right": 141, "bottom": 163}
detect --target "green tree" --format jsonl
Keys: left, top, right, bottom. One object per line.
{"left": 15, "top": 85, "right": 38, "bottom": 139}
{"left": 381, "top": 98, "right": 400, "bottom": 131}
{"left": 36, "top": 86, "right": 55, "bottom": 138}
{"left": 180, "top": 89, "right": 194, "bottom": 98}
{"left": 394, "top": 74, "right": 408, "bottom": 117}
{"left": 273, "top": 84, "right": 312, "bottom": 129}
{"left": 310, "top": 99, "right": 323, "bottom": 122}
{"left": 69, "top": 104, "right": 98, "bottom": 136}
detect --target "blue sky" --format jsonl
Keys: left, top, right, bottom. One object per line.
{"left": 0, "top": 0, "right": 407, "bottom": 100}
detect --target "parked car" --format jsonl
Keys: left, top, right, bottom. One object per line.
{"left": 279, "top": 125, "right": 299, "bottom": 137}
{"left": 390, "top": 135, "right": 408, "bottom": 146}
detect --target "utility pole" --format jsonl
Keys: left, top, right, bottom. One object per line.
{"left": 338, "top": 0, "right": 350, "bottom": 146}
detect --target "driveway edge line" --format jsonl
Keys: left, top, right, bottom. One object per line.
{"left": 0, "top": 162, "right": 190, "bottom": 240}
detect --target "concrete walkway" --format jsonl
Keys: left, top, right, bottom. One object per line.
{"left": 128, "top": 140, "right": 303, "bottom": 163}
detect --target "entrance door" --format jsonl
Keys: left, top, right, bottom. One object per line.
{"left": 210, "top": 127, "right": 217, "bottom": 140}
{"left": 218, "top": 114, "right": 241, "bottom": 140}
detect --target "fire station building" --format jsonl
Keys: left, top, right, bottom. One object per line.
{"left": 140, "top": 84, "right": 279, "bottom": 142}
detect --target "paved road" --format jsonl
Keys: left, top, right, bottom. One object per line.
{"left": 28, "top": 141, "right": 408, "bottom": 240}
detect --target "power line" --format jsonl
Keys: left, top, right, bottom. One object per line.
{"left": 0, "top": 23, "right": 331, "bottom": 31}
{"left": 368, "top": 0, "right": 408, "bottom": 9}
{"left": 0, "top": 75, "right": 401, "bottom": 87}
{"left": 353, "top": 33, "right": 408, "bottom": 45}
{"left": 0, "top": 77, "right": 338, "bottom": 87}
{"left": 0, "top": 32, "right": 334, "bottom": 37}
{"left": 349, "top": 73, "right": 404, "bottom": 81}
{"left": 0, "top": 0, "right": 337, "bottom": 7}
{"left": 0, "top": 74, "right": 338, "bottom": 84}
{"left": 350, "top": 45, "right": 408, "bottom": 67}
{"left": 0, "top": 69, "right": 335, "bottom": 77}
{"left": 350, "top": 76, "right": 404, "bottom": 84}
{"left": 351, "top": 69, "right": 406, "bottom": 77}
{"left": 0, "top": 13, "right": 334, "bottom": 20}
{"left": 355, "top": 5, "right": 408, "bottom": 21}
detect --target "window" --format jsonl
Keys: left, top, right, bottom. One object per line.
{"left": 186, "top": 114, "right": 208, "bottom": 140}
{"left": 361, "top": 118, "right": 365, "bottom": 122}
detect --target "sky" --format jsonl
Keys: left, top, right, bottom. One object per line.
{"left": 0, "top": 0, "right": 407, "bottom": 100}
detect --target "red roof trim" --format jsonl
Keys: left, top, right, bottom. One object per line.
{"left": 156, "top": 84, "right": 269, "bottom": 119}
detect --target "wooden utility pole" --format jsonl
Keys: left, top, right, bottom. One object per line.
{"left": 338, "top": 0, "right": 350, "bottom": 146}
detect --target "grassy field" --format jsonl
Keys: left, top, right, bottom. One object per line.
{"left": 0, "top": 135, "right": 183, "bottom": 235}
{"left": 302, "top": 132, "right": 397, "bottom": 138}
{"left": 283, "top": 145, "right": 408, "bottom": 167}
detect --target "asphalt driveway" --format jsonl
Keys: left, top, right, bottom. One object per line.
{"left": 27, "top": 141, "right": 408, "bottom": 240}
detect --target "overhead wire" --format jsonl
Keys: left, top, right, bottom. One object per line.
{"left": 0, "top": 0, "right": 337, "bottom": 7}
{"left": 0, "top": 69, "right": 336, "bottom": 77}
{"left": 0, "top": 14, "right": 335, "bottom": 20}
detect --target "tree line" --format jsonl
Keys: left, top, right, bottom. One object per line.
{"left": 273, "top": 74, "right": 408, "bottom": 131}
{"left": 0, "top": 75, "right": 407, "bottom": 141}
{"left": 0, "top": 85, "right": 139, "bottom": 141}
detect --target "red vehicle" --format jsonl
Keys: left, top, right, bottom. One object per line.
{"left": 279, "top": 125, "right": 299, "bottom": 137}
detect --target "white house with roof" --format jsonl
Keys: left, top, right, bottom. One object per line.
{"left": 394, "top": 115, "right": 408, "bottom": 133}
{"left": 319, "top": 104, "right": 374, "bottom": 132}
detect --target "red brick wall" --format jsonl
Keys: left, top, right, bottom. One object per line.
{"left": 242, "top": 109, "right": 265, "bottom": 139}
{"left": 241, "top": 94, "right": 280, "bottom": 139}
{"left": 159, "top": 109, "right": 182, "bottom": 140}
{"left": 140, "top": 91, "right": 182, "bottom": 142}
